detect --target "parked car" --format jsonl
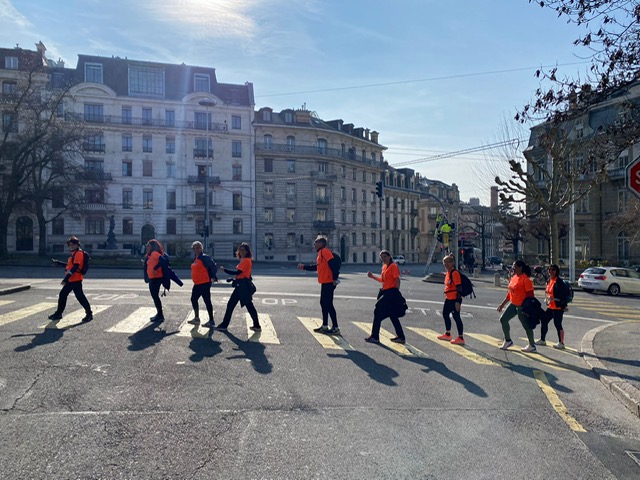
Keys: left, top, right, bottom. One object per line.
{"left": 578, "top": 266, "right": 640, "bottom": 296}
{"left": 393, "top": 255, "right": 406, "bottom": 265}
{"left": 486, "top": 256, "right": 502, "bottom": 266}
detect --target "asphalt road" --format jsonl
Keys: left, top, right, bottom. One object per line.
{"left": 1, "top": 267, "right": 640, "bottom": 479}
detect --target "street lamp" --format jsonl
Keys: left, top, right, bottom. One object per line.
{"left": 198, "top": 99, "right": 215, "bottom": 251}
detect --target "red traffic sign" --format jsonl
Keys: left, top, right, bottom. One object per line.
{"left": 627, "top": 155, "right": 640, "bottom": 199}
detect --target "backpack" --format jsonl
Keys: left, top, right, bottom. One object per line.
{"left": 454, "top": 269, "right": 476, "bottom": 299}
{"left": 78, "top": 250, "right": 90, "bottom": 275}
{"left": 330, "top": 251, "right": 342, "bottom": 278}
{"left": 521, "top": 296, "right": 543, "bottom": 329}
{"left": 556, "top": 278, "right": 574, "bottom": 307}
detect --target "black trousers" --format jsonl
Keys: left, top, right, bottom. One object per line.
{"left": 191, "top": 283, "right": 213, "bottom": 320}
{"left": 148, "top": 278, "right": 163, "bottom": 316}
{"left": 370, "top": 288, "right": 404, "bottom": 340}
{"left": 220, "top": 287, "right": 259, "bottom": 328}
{"left": 540, "top": 308, "right": 564, "bottom": 341}
{"left": 320, "top": 282, "right": 338, "bottom": 327}
{"left": 56, "top": 281, "right": 91, "bottom": 315}
{"left": 442, "top": 298, "right": 464, "bottom": 336}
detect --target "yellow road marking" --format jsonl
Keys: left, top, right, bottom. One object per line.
{"left": 0, "top": 302, "right": 56, "bottom": 327}
{"left": 0, "top": 300, "right": 15, "bottom": 307}
{"left": 353, "top": 322, "right": 428, "bottom": 357}
{"left": 533, "top": 369, "right": 587, "bottom": 432}
{"left": 106, "top": 307, "right": 157, "bottom": 333}
{"left": 408, "top": 327, "right": 500, "bottom": 366}
{"left": 177, "top": 310, "right": 211, "bottom": 338}
{"left": 465, "top": 333, "right": 569, "bottom": 372}
{"left": 297, "top": 317, "right": 354, "bottom": 351}
{"left": 247, "top": 313, "right": 280, "bottom": 344}
{"left": 41, "top": 305, "right": 111, "bottom": 329}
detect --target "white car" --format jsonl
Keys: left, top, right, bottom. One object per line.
{"left": 392, "top": 255, "right": 406, "bottom": 265}
{"left": 578, "top": 266, "right": 640, "bottom": 296}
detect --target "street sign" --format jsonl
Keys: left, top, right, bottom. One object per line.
{"left": 627, "top": 155, "right": 640, "bottom": 199}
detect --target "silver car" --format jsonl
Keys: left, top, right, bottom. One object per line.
{"left": 578, "top": 266, "right": 640, "bottom": 296}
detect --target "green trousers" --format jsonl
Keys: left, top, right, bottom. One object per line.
{"left": 499, "top": 302, "right": 535, "bottom": 346}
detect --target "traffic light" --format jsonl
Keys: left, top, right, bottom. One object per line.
{"left": 375, "top": 181, "right": 384, "bottom": 198}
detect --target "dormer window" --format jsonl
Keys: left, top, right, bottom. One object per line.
{"left": 4, "top": 56, "right": 18, "bottom": 70}
{"left": 194, "top": 74, "right": 210, "bottom": 93}
{"left": 284, "top": 111, "right": 293, "bottom": 123}
{"left": 85, "top": 63, "right": 103, "bottom": 83}
{"left": 262, "top": 109, "right": 271, "bottom": 121}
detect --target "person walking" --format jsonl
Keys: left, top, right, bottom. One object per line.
{"left": 144, "top": 239, "right": 165, "bottom": 322}
{"left": 496, "top": 260, "right": 537, "bottom": 352}
{"left": 48, "top": 236, "right": 93, "bottom": 323}
{"left": 215, "top": 242, "right": 260, "bottom": 331}
{"left": 536, "top": 264, "right": 567, "bottom": 349}
{"left": 364, "top": 250, "right": 406, "bottom": 344}
{"left": 187, "top": 241, "right": 218, "bottom": 328}
{"left": 297, "top": 236, "right": 340, "bottom": 335}
{"left": 437, "top": 254, "right": 465, "bottom": 345}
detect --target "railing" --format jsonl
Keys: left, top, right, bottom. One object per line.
{"left": 607, "top": 166, "right": 626, "bottom": 179}
{"left": 316, "top": 197, "right": 330, "bottom": 204}
{"left": 76, "top": 171, "right": 112, "bottom": 181}
{"left": 310, "top": 170, "right": 339, "bottom": 180}
{"left": 313, "top": 220, "right": 336, "bottom": 229}
{"left": 255, "top": 143, "right": 378, "bottom": 165}
{"left": 187, "top": 175, "right": 221, "bottom": 185}
{"left": 193, "top": 148, "right": 214, "bottom": 158}
{"left": 67, "top": 113, "right": 228, "bottom": 132}
{"left": 370, "top": 222, "right": 379, "bottom": 228}
{"left": 82, "top": 143, "right": 105, "bottom": 153}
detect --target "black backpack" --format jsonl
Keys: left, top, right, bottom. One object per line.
{"left": 79, "top": 250, "right": 90, "bottom": 275}
{"left": 521, "top": 296, "right": 543, "bottom": 329}
{"left": 555, "top": 278, "right": 574, "bottom": 307}
{"left": 454, "top": 269, "right": 476, "bottom": 299}
{"left": 330, "top": 251, "right": 342, "bottom": 278}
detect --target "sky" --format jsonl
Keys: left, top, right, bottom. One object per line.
{"left": 0, "top": 0, "right": 592, "bottom": 204}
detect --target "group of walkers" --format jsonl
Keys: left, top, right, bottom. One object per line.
{"left": 48, "top": 235, "right": 568, "bottom": 354}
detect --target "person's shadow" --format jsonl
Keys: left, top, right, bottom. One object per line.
{"left": 403, "top": 355, "right": 488, "bottom": 397}
{"left": 13, "top": 322, "right": 83, "bottom": 352}
{"left": 327, "top": 349, "right": 400, "bottom": 386}
{"left": 221, "top": 330, "right": 273, "bottom": 374}
{"left": 127, "top": 322, "right": 178, "bottom": 352}
{"left": 187, "top": 327, "right": 222, "bottom": 362}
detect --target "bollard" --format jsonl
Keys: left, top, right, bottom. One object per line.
{"left": 473, "top": 267, "right": 481, "bottom": 278}
{"left": 494, "top": 272, "right": 501, "bottom": 287}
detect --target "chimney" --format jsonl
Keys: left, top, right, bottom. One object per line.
{"left": 370, "top": 131, "right": 379, "bottom": 143}
{"left": 35, "top": 41, "right": 46, "bottom": 54}
{"left": 365, "top": 128, "right": 370, "bottom": 140}
{"left": 490, "top": 186, "right": 498, "bottom": 209}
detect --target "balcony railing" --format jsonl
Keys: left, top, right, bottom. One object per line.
{"left": 67, "top": 113, "right": 228, "bottom": 132}
{"left": 187, "top": 175, "right": 221, "bottom": 185}
{"left": 313, "top": 220, "right": 336, "bottom": 230}
{"left": 310, "top": 170, "right": 339, "bottom": 180}
{"left": 255, "top": 143, "right": 378, "bottom": 165}
{"left": 77, "top": 171, "right": 112, "bottom": 181}
{"left": 370, "top": 222, "right": 379, "bottom": 228}
{"left": 193, "top": 148, "right": 213, "bottom": 158}
{"left": 82, "top": 143, "right": 105, "bottom": 153}
{"left": 607, "top": 166, "right": 626, "bottom": 179}
{"left": 316, "top": 196, "right": 330, "bottom": 204}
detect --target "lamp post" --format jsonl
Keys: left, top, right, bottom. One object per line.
{"left": 198, "top": 99, "right": 215, "bottom": 250}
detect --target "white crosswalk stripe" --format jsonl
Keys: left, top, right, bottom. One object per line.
{"left": 40, "top": 305, "right": 111, "bottom": 330}
{"left": 106, "top": 307, "right": 158, "bottom": 333}
{"left": 0, "top": 302, "right": 56, "bottom": 327}
{"left": 246, "top": 313, "right": 279, "bottom": 344}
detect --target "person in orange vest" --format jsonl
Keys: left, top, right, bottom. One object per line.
{"left": 187, "top": 241, "right": 218, "bottom": 328}
{"left": 437, "top": 254, "right": 465, "bottom": 345}
{"left": 48, "top": 236, "right": 93, "bottom": 322}
{"left": 297, "top": 236, "right": 340, "bottom": 335}
{"left": 144, "top": 239, "right": 165, "bottom": 322}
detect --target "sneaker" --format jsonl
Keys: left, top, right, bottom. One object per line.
{"left": 48, "top": 312, "right": 62, "bottom": 321}
{"left": 499, "top": 340, "right": 514, "bottom": 350}
{"left": 214, "top": 325, "right": 227, "bottom": 332}
{"left": 365, "top": 336, "right": 380, "bottom": 344}
{"left": 250, "top": 326, "right": 262, "bottom": 331}
{"left": 150, "top": 315, "right": 164, "bottom": 322}
{"left": 326, "top": 327, "right": 341, "bottom": 336}
{"left": 535, "top": 339, "right": 547, "bottom": 346}
{"left": 202, "top": 320, "right": 215, "bottom": 328}
{"left": 450, "top": 336, "right": 465, "bottom": 346}
{"left": 390, "top": 336, "right": 406, "bottom": 344}
{"left": 553, "top": 342, "right": 565, "bottom": 350}
{"left": 313, "top": 325, "right": 330, "bottom": 333}
{"left": 81, "top": 314, "right": 93, "bottom": 323}
{"left": 187, "top": 318, "right": 201, "bottom": 325}
{"left": 521, "top": 344, "right": 537, "bottom": 353}
{"left": 437, "top": 332, "right": 452, "bottom": 341}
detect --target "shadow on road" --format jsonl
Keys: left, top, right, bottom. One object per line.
{"left": 403, "top": 355, "right": 488, "bottom": 397}
{"left": 327, "top": 350, "right": 400, "bottom": 386}
{"left": 127, "top": 322, "right": 178, "bottom": 351}
{"left": 187, "top": 328, "right": 222, "bottom": 362}
{"left": 220, "top": 330, "right": 273, "bottom": 374}
{"left": 13, "top": 322, "right": 83, "bottom": 352}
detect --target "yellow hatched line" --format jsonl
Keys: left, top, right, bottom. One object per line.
{"left": 0, "top": 302, "right": 56, "bottom": 327}
{"left": 0, "top": 300, "right": 15, "bottom": 307}
{"left": 408, "top": 327, "right": 500, "bottom": 366}
{"left": 465, "top": 333, "right": 569, "bottom": 372}
{"left": 106, "top": 307, "right": 157, "bottom": 333}
{"left": 534, "top": 369, "right": 587, "bottom": 432}
{"left": 40, "top": 305, "right": 111, "bottom": 330}
{"left": 352, "top": 322, "right": 428, "bottom": 357}
{"left": 601, "top": 313, "right": 640, "bottom": 319}
{"left": 298, "top": 317, "right": 354, "bottom": 351}
{"left": 247, "top": 313, "right": 280, "bottom": 344}
{"left": 177, "top": 310, "right": 211, "bottom": 338}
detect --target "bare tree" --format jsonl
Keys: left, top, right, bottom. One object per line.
{"left": 605, "top": 197, "right": 640, "bottom": 246}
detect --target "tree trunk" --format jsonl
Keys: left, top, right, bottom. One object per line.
{"left": 35, "top": 201, "right": 47, "bottom": 256}
{"left": 549, "top": 213, "right": 560, "bottom": 266}
{"left": 0, "top": 212, "right": 9, "bottom": 257}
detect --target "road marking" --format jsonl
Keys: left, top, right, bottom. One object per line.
{"left": 0, "top": 300, "right": 15, "bottom": 307}
{"left": 106, "top": 307, "right": 158, "bottom": 333}
{"left": 247, "top": 313, "right": 280, "bottom": 344}
{"left": 297, "top": 317, "right": 354, "bottom": 351}
{"left": 177, "top": 310, "right": 211, "bottom": 338}
{"left": 465, "top": 333, "right": 569, "bottom": 372}
{"left": 407, "top": 327, "right": 500, "bottom": 366}
{"left": 533, "top": 369, "right": 587, "bottom": 432}
{"left": 353, "top": 322, "right": 428, "bottom": 357}
{"left": 41, "top": 305, "right": 111, "bottom": 330}
{"left": 0, "top": 302, "right": 56, "bottom": 327}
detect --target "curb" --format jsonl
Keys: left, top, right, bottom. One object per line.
{"left": 0, "top": 284, "right": 31, "bottom": 296}
{"left": 581, "top": 323, "right": 640, "bottom": 418}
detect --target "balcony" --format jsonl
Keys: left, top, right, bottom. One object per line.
{"left": 607, "top": 166, "right": 626, "bottom": 179}
{"left": 187, "top": 175, "right": 221, "bottom": 185}
{"left": 255, "top": 143, "right": 378, "bottom": 166}
{"left": 82, "top": 143, "right": 105, "bottom": 153}
{"left": 370, "top": 222, "right": 379, "bottom": 228}
{"left": 316, "top": 196, "right": 330, "bottom": 204}
{"left": 66, "top": 113, "right": 228, "bottom": 132}
{"left": 193, "top": 148, "right": 214, "bottom": 159}
{"left": 310, "top": 170, "right": 339, "bottom": 181}
{"left": 77, "top": 171, "right": 112, "bottom": 181}
{"left": 186, "top": 204, "right": 220, "bottom": 213}
{"left": 313, "top": 220, "right": 336, "bottom": 230}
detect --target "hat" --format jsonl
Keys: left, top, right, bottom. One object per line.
{"left": 67, "top": 236, "right": 80, "bottom": 245}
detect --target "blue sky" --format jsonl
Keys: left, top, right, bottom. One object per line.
{"left": 0, "top": 0, "right": 589, "bottom": 203}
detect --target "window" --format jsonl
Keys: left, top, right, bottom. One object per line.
{"left": 287, "top": 159, "right": 295, "bottom": 173}
{"left": 85, "top": 218, "right": 105, "bottom": 235}
{"left": 263, "top": 134, "right": 273, "bottom": 148}
{"left": 195, "top": 111, "right": 209, "bottom": 130}
{"left": 232, "top": 140, "right": 242, "bottom": 158}
{"left": 264, "top": 182, "right": 273, "bottom": 198}
{"left": 165, "top": 110, "right": 175, "bottom": 127}
{"left": 352, "top": 169, "right": 357, "bottom": 181}
{"left": 318, "top": 162, "right": 328, "bottom": 173}
{"left": 84, "top": 104, "right": 103, "bottom": 123}
{"left": 371, "top": 152, "right": 376, "bottom": 163}
{"left": 264, "top": 158, "right": 273, "bottom": 172}
{"left": 122, "top": 106, "right": 132, "bottom": 124}
{"left": 194, "top": 138, "right": 212, "bottom": 158}
{"left": 122, "top": 160, "right": 132, "bottom": 177}
{"left": 128, "top": 65, "right": 165, "bottom": 97}
{"left": 352, "top": 211, "right": 357, "bottom": 224}
{"left": 317, "top": 138, "right": 327, "bottom": 154}
{"left": 262, "top": 110, "right": 271, "bottom": 121}
{"left": 362, "top": 233, "right": 366, "bottom": 246}
{"left": 617, "top": 188, "right": 628, "bottom": 212}
{"left": 85, "top": 189, "right": 104, "bottom": 203}
{"left": 576, "top": 194, "right": 589, "bottom": 214}
{"left": 167, "top": 163, "right": 176, "bottom": 178}
{"left": 264, "top": 208, "right": 273, "bottom": 222}
{"left": 286, "top": 136, "right": 295, "bottom": 151}
{"left": 5, "top": 56, "right": 18, "bottom": 69}
{"left": 286, "top": 183, "right": 296, "bottom": 200}
{"left": 122, "top": 134, "right": 132, "bottom": 152}
{"left": 284, "top": 111, "right": 293, "bottom": 123}
{"left": 233, "top": 219, "right": 243, "bottom": 234}
{"left": 166, "top": 191, "right": 176, "bottom": 210}
{"left": 195, "top": 192, "right": 205, "bottom": 207}
{"left": 2, "top": 81, "right": 17, "bottom": 94}
{"left": 316, "top": 185, "right": 328, "bottom": 202}
{"left": 2, "top": 112, "right": 17, "bottom": 132}
{"left": 166, "top": 136, "right": 175, "bottom": 154}
{"left": 617, "top": 232, "right": 630, "bottom": 260}
{"left": 52, "top": 188, "right": 64, "bottom": 208}
{"left": 84, "top": 134, "right": 105, "bottom": 153}
{"left": 317, "top": 209, "right": 327, "bottom": 221}
{"left": 142, "top": 108, "right": 152, "bottom": 126}
{"left": 143, "top": 160, "right": 153, "bottom": 177}
{"left": 231, "top": 115, "right": 241, "bottom": 129}
{"left": 85, "top": 63, "right": 103, "bottom": 83}
{"left": 371, "top": 232, "right": 376, "bottom": 246}
{"left": 362, "top": 211, "right": 366, "bottom": 224}
{"left": 143, "top": 135, "right": 152, "bottom": 153}
{"left": 340, "top": 187, "right": 346, "bottom": 200}
{"left": 352, "top": 233, "right": 357, "bottom": 246}
{"left": 123, "top": 218, "right": 133, "bottom": 235}
{"left": 166, "top": 218, "right": 176, "bottom": 235}
{"left": 194, "top": 74, "right": 210, "bottom": 92}
{"left": 232, "top": 164, "right": 242, "bottom": 181}
{"left": 122, "top": 190, "right": 133, "bottom": 209}
{"left": 84, "top": 159, "right": 104, "bottom": 175}
{"left": 351, "top": 189, "right": 356, "bottom": 202}
{"left": 362, "top": 190, "right": 367, "bottom": 203}
{"left": 341, "top": 210, "right": 346, "bottom": 223}
{"left": 287, "top": 233, "right": 296, "bottom": 248}
{"left": 362, "top": 171, "right": 367, "bottom": 182}
{"left": 143, "top": 190, "right": 153, "bottom": 209}
{"left": 52, "top": 218, "right": 64, "bottom": 235}
{"left": 233, "top": 193, "right": 242, "bottom": 210}
{"left": 287, "top": 208, "right": 295, "bottom": 222}
{"left": 264, "top": 233, "right": 274, "bottom": 251}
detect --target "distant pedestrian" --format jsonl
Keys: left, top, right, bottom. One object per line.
{"left": 215, "top": 243, "right": 260, "bottom": 331}
{"left": 144, "top": 239, "right": 165, "bottom": 322}
{"left": 188, "top": 241, "right": 218, "bottom": 328}
{"left": 297, "top": 236, "right": 340, "bottom": 335}
{"left": 497, "top": 260, "right": 537, "bottom": 352}
{"left": 437, "top": 254, "right": 465, "bottom": 345}
{"left": 48, "top": 236, "right": 93, "bottom": 323}
{"left": 537, "top": 264, "right": 567, "bottom": 349}
{"left": 365, "top": 250, "right": 406, "bottom": 344}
